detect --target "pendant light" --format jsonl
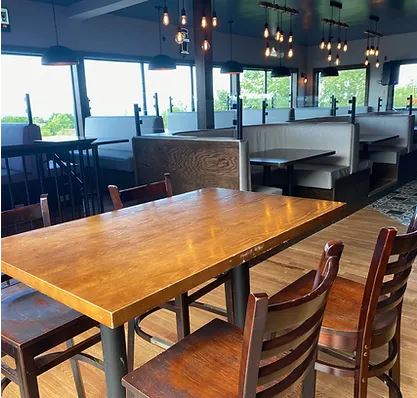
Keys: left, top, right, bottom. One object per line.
{"left": 42, "top": 0, "right": 78, "bottom": 65}
{"left": 263, "top": 8, "right": 270, "bottom": 38}
{"left": 162, "top": 0, "right": 170, "bottom": 26}
{"left": 321, "top": 66, "right": 339, "bottom": 77}
{"left": 180, "top": 0, "right": 187, "bottom": 25}
{"left": 288, "top": 14, "right": 293, "bottom": 43}
{"left": 319, "top": 22, "right": 325, "bottom": 50}
{"left": 221, "top": 20, "right": 243, "bottom": 74}
{"left": 271, "top": 41, "right": 290, "bottom": 78}
{"left": 149, "top": 6, "right": 176, "bottom": 71}
{"left": 212, "top": 0, "right": 218, "bottom": 28}
{"left": 175, "top": 0, "right": 185, "bottom": 44}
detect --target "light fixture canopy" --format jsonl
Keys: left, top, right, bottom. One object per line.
{"left": 271, "top": 65, "right": 291, "bottom": 77}
{"left": 321, "top": 66, "right": 339, "bottom": 77}
{"left": 42, "top": 0, "right": 78, "bottom": 66}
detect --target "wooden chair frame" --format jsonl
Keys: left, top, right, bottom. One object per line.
{"left": 1, "top": 195, "right": 104, "bottom": 398}
{"left": 316, "top": 207, "right": 417, "bottom": 398}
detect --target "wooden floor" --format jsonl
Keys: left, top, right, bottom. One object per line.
{"left": 3, "top": 208, "right": 417, "bottom": 397}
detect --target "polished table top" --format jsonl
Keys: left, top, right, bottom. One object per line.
{"left": 2, "top": 188, "right": 344, "bottom": 328}
{"left": 359, "top": 134, "right": 400, "bottom": 144}
{"left": 250, "top": 148, "right": 336, "bottom": 166}
{"left": 34, "top": 137, "right": 129, "bottom": 146}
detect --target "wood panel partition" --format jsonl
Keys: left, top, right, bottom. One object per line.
{"left": 132, "top": 137, "right": 246, "bottom": 195}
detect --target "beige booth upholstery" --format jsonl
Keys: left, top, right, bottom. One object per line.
{"left": 84, "top": 115, "right": 164, "bottom": 172}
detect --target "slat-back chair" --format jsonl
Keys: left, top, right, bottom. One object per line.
{"left": 1, "top": 195, "right": 103, "bottom": 398}
{"left": 108, "top": 174, "right": 233, "bottom": 352}
{"left": 122, "top": 241, "right": 343, "bottom": 398}
{"left": 316, "top": 207, "right": 417, "bottom": 398}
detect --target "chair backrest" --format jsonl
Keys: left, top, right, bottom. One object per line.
{"left": 1, "top": 194, "right": 51, "bottom": 237}
{"left": 108, "top": 173, "right": 173, "bottom": 210}
{"left": 239, "top": 241, "right": 343, "bottom": 397}
{"left": 358, "top": 207, "right": 417, "bottom": 361}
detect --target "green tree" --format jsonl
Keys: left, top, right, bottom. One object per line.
{"left": 318, "top": 69, "right": 366, "bottom": 107}
{"left": 214, "top": 89, "right": 229, "bottom": 111}
{"left": 240, "top": 70, "right": 265, "bottom": 109}
{"left": 1, "top": 115, "right": 28, "bottom": 123}
{"left": 41, "top": 113, "right": 75, "bottom": 136}
{"left": 394, "top": 81, "right": 416, "bottom": 109}
{"left": 267, "top": 74, "right": 291, "bottom": 108}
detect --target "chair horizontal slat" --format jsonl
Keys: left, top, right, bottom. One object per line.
{"left": 380, "top": 271, "right": 411, "bottom": 295}
{"left": 391, "top": 230, "right": 417, "bottom": 255}
{"left": 385, "top": 259, "right": 412, "bottom": 275}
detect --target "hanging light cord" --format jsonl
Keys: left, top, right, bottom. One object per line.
{"left": 229, "top": 20, "right": 233, "bottom": 58}
{"left": 51, "top": 0, "right": 59, "bottom": 45}
{"left": 156, "top": 6, "right": 162, "bottom": 53}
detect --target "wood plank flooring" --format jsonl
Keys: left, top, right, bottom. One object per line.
{"left": 3, "top": 208, "right": 417, "bottom": 397}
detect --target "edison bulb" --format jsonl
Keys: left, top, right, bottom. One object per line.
{"left": 263, "top": 24, "right": 270, "bottom": 39}
{"left": 201, "top": 15, "right": 208, "bottom": 29}
{"left": 288, "top": 47, "right": 294, "bottom": 58}
{"left": 376, "top": 59, "right": 380, "bottom": 68}
{"left": 181, "top": 9, "right": 187, "bottom": 25}
{"left": 365, "top": 57, "right": 369, "bottom": 66}
{"left": 343, "top": 41, "right": 348, "bottom": 52}
{"left": 375, "top": 47, "right": 379, "bottom": 57}
{"left": 265, "top": 44, "right": 271, "bottom": 57}
{"left": 175, "top": 29, "right": 184, "bottom": 44}
{"left": 202, "top": 39, "right": 210, "bottom": 51}
{"left": 366, "top": 47, "right": 370, "bottom": 56}
{"left": 288, "top": 32, "right": 293, "bottom": 43}
{"left": 279, "top": 33, "right": 284, "bottom": 43}
{"left": 335, "top": 56, "right": 340, "bottom": 66}
{"left": 327, "top": 51, "right": 332, "bottom": 62}
{"left": 275, "top": 30, "right": 281, "bottom": 41}
{"left": 212, "top": 15, "right": 218, "bottom": 28}
{"left": 320, "top": 38, "right": 325, "bottom": 50}
{"left": 162, "top": 7, "right": 169, "bottom": 26}
{"left": 303, "top": 77, "right": 308, "bottom": 85}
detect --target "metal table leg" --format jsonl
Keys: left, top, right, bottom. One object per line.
{"left": 286, "top": 164, "right": 294, "bottom": 196}
{"left": 230, "top": 262, "right": 250, "bottom": 328}
{"left": 263, "top": 165, "right": 271, "bottom": 185}
{"left": 100, "top": 325, "right": 128, "bottom": 398}
{"left": 92, "top": 145, "right": 104, "bottom": 213}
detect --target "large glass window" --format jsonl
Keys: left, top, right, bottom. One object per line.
{"left": 2, "top": 54, "right": 76, "bottom": 136}
{"left": 85, "top": 59, "right": 143, "bottom": 116}
{"left": 144, "top": 64, "right": 193, "bottom": 119}
{"left": 394, "top": 63, "right": 417, "bottom": 109}
{"left": 213, "top": 67, "right": 230, "bottom": 111}
{"left": 317, "top": 68, "right": 367, "bottom": 107}
{"left": 240, "top": 69, "right": 266, "bottom": 109}
{"left": 266, "top": 72, "right": 292, "bottom": 108}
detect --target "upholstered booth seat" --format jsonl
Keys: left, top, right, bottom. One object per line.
{"left": 95, "top": 147, "right": 134, "bottom": 172}
{"left": 252, "top": 185, "right": 283, "bottom": 195}
{"left": 368, "top": 147, "right": 407, "bottom": 165}
{"left": 294, "top": 163, "right": 351, "bottom": 190}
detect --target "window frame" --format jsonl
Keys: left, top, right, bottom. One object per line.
{"left": 392, "top": 59, "right": 417, "bottom": 110}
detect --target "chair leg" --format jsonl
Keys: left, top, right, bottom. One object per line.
{"left": 302, "top": 363, "right": 316, "bottom": 398}
{"left": 175, "top": 293, "right": 190, "bottom": 341}
{"left": 127, "top": 319, "right": 135, "bottom": 372}
{"left": 224, "top": 279, "right": 235, "bottom": 324}
{"left": 389, "top": 326, "right": 401, "bottom": 398}
{"left": 66, "top": 339, "right": 86, "bottom": 398}
{"left": 15, "top": 350, "right": 40, "bottom": 398}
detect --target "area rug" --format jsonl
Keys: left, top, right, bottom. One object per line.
{"left": 369, "top": 179, "right": 417, "bottom": 226}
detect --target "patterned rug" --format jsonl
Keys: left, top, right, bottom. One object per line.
{"left": 369, "top": 179, "right": 417, "bottom": 226}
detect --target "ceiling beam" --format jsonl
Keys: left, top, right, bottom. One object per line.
{"left": 68, "top": 0, "right": 150, "bottom": 20}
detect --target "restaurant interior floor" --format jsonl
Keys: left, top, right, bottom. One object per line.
{"left": 3, "top": 191, "right": 417, "bottom": 397}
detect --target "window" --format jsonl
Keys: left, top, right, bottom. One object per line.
{"left": 213, "top": 67, "right": 230, "bottom": 111}
{"left": 2, "top": 54, "right": 76, "bottom": 136}
{"left": 266, "top": 72, "right": 292, "bottom": 108}
{"left": 85, "top": 59, "right": 143, "bottom": 116}
{"left": 240, "top": 69, "right": 266, "bottom": 109}
{"left": 144, "top": 64, "right": 193, "bottom": 117}
{"left": 394, "top": 63, "right": 417, "bottom": 109}
{"left": 317, "top": 68, "right": 367, "bottom": 107}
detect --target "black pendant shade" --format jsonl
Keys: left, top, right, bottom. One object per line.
{"left": 321, "top": 66, "right": 339, "bottom": 77}
{"left": 220, "top": 60, "right": 243, "bottom": 74}
{"left": 42, "top": 45, "right": 78, "bottom": 66}
{"left": 271, "top": 65, "right": 291, "bottom": 77}
{"left": 149, "top": 54, "right": 177, "bottom": 70}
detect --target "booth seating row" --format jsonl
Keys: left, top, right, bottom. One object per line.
{"left": 166, "top": 106, "right": 372, "bottom": 132}
{"left": 1, "top": 123, "right": 42, "bottom": 182}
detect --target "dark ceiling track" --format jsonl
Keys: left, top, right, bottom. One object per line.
{"left": 258, "top": 1, "right": 299, "bottom": 16}
{"left": 321, "top": 1, "right": 349, "bottom": 29}
{"left": 364, "top": 15, "right": 383, "bottom": 38}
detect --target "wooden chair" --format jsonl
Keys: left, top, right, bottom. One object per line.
{"left": 122, "top": 241, "right": 343, "bottom": 398}
{"left": 108, "top": 173, "right": 234, "bottom": 350}
{"left": 1, "top": 195, "right": 103, "bottom": 398}
{"left": 274, "top": 207, "right": 417, "bottom": 398}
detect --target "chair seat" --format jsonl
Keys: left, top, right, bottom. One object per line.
{"left": 123, "top": 318, "right": 242, "bottom": 398}
{"left": 1, "top": 283, "right": 97, "bottom": 351}
{"left": 270, "top": 271, "right": 398, "bottom": 350}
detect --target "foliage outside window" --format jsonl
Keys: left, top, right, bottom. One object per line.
{"left": 266, "top": 72, "right": 291, "bottom": 108}
{"left": 240, "top": 69, "right": 266, "bottom": 110}
{"left": 394, "top": 64, "right": 417, "bottom": 109}
{"left": 2, "top": 54, "right": 76, "bottom": 136}
{"left": 318, "top": 68, "right": 367, "bottom": 107}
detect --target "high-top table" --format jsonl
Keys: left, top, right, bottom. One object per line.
{"left": 250, "top": 148, "right": 336, "bottom": 195}
{"left": 2, "top": 188, "right": 345, "bottom": 397}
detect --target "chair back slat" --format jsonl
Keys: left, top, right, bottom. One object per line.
{"left": 1, "top": 194, "right": 51, "bottom": 237}
{"left": 108, "top": 173, "right": 173, "bottom": 210}
{"left": 238, "top": 241, "right": 343, "bottom": 398}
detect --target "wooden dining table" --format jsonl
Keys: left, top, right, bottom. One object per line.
{"left": 2, "top": 188, "right": 345, "bottom": 397}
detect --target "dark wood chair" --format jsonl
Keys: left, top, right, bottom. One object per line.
{"left": 1, "top": 195, "right": 103, "bottom": 398}
{"left": 273, "top": 207, "right": 417, "bottom": 398}
{"left": 108, "top": 173, "right": 234, "bottom": 351}
{"left": 122, "top": 241, "right": 343, "bottom": 398}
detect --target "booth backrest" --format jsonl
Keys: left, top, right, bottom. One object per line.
{"left": 356, "top": 114, "right": 414, "bottom": 152}
{"left": 1, "top": 123, "right": 41, "bottom": 173}
{"left": 132, "top": 136, "right": 250, "bottom": 194}
{"left": 242, "top": 122, "right": 359, "bottom": 173}
{"left": 173, "top": 128, "right": 235, "bottom": 138}
{"left": 167, "top": 111, "right": 235, "bottom": 133}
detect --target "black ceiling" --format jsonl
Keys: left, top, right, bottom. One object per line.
{"left": 35, "top": 0, "right": 417, "bottom": 45}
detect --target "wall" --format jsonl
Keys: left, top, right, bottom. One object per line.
{"left": 305, "top": 31, "right": 417, "bottom": 109}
